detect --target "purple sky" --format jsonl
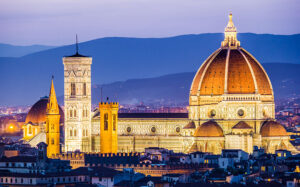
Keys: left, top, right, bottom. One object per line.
{"left": 1, "top": 0, "right": 299, "bottom": 46}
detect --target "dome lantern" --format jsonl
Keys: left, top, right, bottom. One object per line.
{"left": 221, "top": 12, "right": 240, "bottom": 48}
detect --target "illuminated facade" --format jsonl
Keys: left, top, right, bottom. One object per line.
{"left": 63, "top": 52, "right": 92, "bottom": 152}
{"left": 99, "top": 102, "right": 119, "bottom": 153}
{"left": 24, "top": 13, "right": 295, "bottom": 155}
{"left": 45, "top": 79, "right": 61, "bottom": 157}
{"left": 187, "top": 13, "right": 296, "bottom": 154}
{"left": 88, "top": 13, "right": 297, "bottom": 154}
{"left": 22, "top": 87, "right": 64, "bottom": 148}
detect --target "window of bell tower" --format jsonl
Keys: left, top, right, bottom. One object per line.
{"left": 113, "top": 114, "right": 116, "bottom": 131}
{"left": 83, "top": 83, "right": 86, "bottom": 96}
{"left": 71, "top": 83, "right": 76, "bottom": 97}
{"left": 104, "top": 113, "right": 108, "bottom": 130}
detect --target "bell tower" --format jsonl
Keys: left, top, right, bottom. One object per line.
{"left": 99, "top": 102, "right": 119, "bottom": 153}
{"left": 63, "top": 37, "right": 92, "bottom": 152}
{"left": 46, "top": 78, "right": 60, "bottom": 157}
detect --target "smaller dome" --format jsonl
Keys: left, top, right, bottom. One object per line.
{"left": 261, "top": 121, "right": 287, "bottom": 137}
{"left": 183, "top": 121, "right": 196, "bottom": 129}
{"left": 25, "top": 97, "right": 64, "bottom": 124}
{"left": 232, "top": 121, "right": 252, "bottom": 129}
{"left": 194, "top": 120, "right": 224, "bottom": 137}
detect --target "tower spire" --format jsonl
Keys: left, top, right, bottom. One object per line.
{"left": 221, "top": 12, "right": 240, "bottom": 48}
{"left": 76, "top": 34, "right": 79, "bottom": 55}
{"left": 47, "top": 77, "right": 59, "bottom": 115}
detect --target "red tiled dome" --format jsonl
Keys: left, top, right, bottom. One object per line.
{"left": 25, "top": 97, "right": 64, "bottom": 124}
{"left": 190, "top": 48, "right": 273, "bottom": 96}
{"left": 194, "top": 120, "right": 224, "bottom": 137}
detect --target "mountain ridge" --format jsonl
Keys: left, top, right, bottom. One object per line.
{"left": 0, "top": 33, "right": 300, "bottom": 105}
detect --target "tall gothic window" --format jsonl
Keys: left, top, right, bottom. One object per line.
{"left": 83, "top": 83, "right": 86, "bottom": 96}
{"left": 71, "top": 83, "right": 76, "bottom": 96}
{"left": 51, "top": 138, "right": 54, "bottom": 145}
{"left": 70, "top": 129, "right": 72, "bottom": 137}
{"left": 113, "top": 114, "right": 116, "bottom": 131}
{"left": 74, "top": 129, "right": 77, "bottom": 137}
{"left": 104, "top": 113, "right": 108, "bottom": 130}
{"left": 28, "top": 126, "right": 32, "bottom": 134}
{"left": 74, "top": 109, "right": 77, "bottom": 117}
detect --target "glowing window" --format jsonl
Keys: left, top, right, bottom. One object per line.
{"left": 113, "top": 114, "right": 116, "bottom": 131}
{"left": 104, "top": 113, "right": 108, "bottom": 130}
{"left": 28, "top": 126, "right": 32, "bottom": 134}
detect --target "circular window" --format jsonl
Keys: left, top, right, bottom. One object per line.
{"left": 210, "top": 110, "right": 216, "bottom": 117}
{"left": 126, "top": 127, "right": 131, "bottom": 133}
{"left": 176, "top": 127, "right": 180, "bottom": 133}
{"left": 151, "top": 127, "right": 156, "bottom": 133}
{"left": 238, "top": 109, "right": 245, "bottom": 117}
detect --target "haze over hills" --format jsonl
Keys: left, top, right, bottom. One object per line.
{"left": 0, "top": 43, "right": 55, "bottom": 57}
{"left": 0, "top": 33, "right": 300, "bottom": 106}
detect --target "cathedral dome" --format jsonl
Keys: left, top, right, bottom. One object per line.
{"left": 190, "top": 14, "right": 273, "bottom": 96}
{"left": 260, "top": 121, "right": 288, "bottom": 137}
{"left": 25, "top": 97, "right": 64, "bottom": 124}
{"left": 194, "top": 120, "right": 224, "bottom": 137}
{"left": 190, "top": 48, "right": 273, "bottom": 96}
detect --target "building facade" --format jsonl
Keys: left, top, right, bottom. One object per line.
{"left": 46, "top": 79, "right": 61, "bottom": 157}
{"left": 99, "top": 102, "right": 119, "bottom": 153}
{"left": 63, "top": 52, "right": 92, "bottom": 152}
{"left": 87, "top": 13, "right": 297, "bottom": 154}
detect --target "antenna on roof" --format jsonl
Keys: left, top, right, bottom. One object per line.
{"left": 101, "top": 87, "right": 103, "bottom": 102}
{"left": 76, "top": 34, "right": 79, "bottom": 54}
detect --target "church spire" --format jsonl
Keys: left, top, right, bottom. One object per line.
{"left": 221, "top": 12, "right": 240, "bottom": 48}
{"left": 47, "top": 76, "right": 59, "bottom": 115}
{"left": 76, "top": 34, "right": 79, "bottom": 55}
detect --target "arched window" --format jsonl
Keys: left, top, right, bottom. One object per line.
{"left": 70, "top": 110, "right": 73, "bottom": 118}
{"left": 104, "top": 113, "right": 108, "bottom": 130}
{"left": 74, "top": 129, "right": 77, "bottom": 137}
{"left": 74, "top": 109, "right": 77, "bottom": 117}
{"left": 86, "top": 129, "right": 88, "bottom": 136}
{"left": 71, "top": 83, "right": 76, "bottom": 96}
{"left": 28, "top": 125, "right": 32, "bottom": 134}
{"left": 51, "top": 138, "right": 54, "bottom": 145}
{"left": 83, "top": 129, "right": 85, "bottom": 137}
{"left": 113, "top": 114, "right": 116, "bottom": 131}
{"left": 83, "top": 83, "right": 86, "bottom": 96}
{"left": 82, "top": 109, "right": 85, "bottom": 118}
{"left": 70, "top": 129, "right": 73, "bottom": 137}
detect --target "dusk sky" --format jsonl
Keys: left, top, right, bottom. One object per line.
{"left": 1, "top": 0, "right": 300, "bottom": 46}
